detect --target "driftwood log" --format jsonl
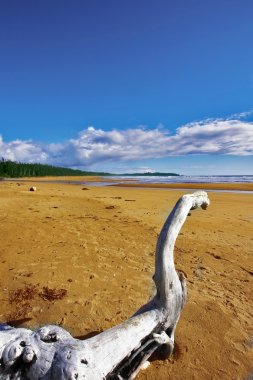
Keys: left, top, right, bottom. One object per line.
{"left": 0, "top": 191, "right": 210, "bottom": 380}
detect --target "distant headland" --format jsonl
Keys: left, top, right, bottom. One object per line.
{"left": 115, "top": 172, "right": 179, "bottom": 177}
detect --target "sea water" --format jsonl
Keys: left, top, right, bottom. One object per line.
{"left": 109, "top": 175, "right": 253, "bottom": 184}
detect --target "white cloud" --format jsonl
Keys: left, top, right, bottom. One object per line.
{"left": 172, "top": 120, "right": 253, "bottom": 155}
{"left": 0, "top": 136, "right": 48, "bottom": 163}
{"left": 228, "top": 109, "right": 253, "bottom": 119}
{"left": 0, "top": 117, "right": 252, "bottom": 169}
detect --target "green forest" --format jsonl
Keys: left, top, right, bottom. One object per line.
{"left": 0, "top": 159, "right": 109, "bottom": 178}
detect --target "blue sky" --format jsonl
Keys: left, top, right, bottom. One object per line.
{"left": 0, "top": 0, "right": 253, "bottom": 174}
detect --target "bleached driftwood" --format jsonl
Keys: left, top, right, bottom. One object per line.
{"left": 0, "top": 191, "right": 209, "bottom": 380}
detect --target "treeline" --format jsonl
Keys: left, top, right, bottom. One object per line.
{"left": 0, "top": 159, "right": 110, "bottom": 178}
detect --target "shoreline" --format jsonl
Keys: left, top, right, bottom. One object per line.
{"left": 109, "top": 181, "right": 253, "bottom": 192}
{"left": 3, "top": 176, "right": 253, "bottom": 192}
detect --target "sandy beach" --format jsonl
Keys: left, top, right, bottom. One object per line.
{"left": 0, "top": 179, "right": 252, "bottom": 379}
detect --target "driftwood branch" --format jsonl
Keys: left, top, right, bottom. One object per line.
{"left": 0, "top": 191, "right": 210, "bottom": 379}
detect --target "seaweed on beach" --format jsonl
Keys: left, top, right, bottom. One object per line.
{"left": 9, "top": 284, "right": 38, "bottom": 304}
{"left": 39, "top": 286, "right": 67, "bottom": 301}
{"left": 8, "top": 285, "right": 39, "bottom": 320}
{"left": 9, "top": 284, "right": 67, "bottom": 305}
{"left": 7, "top": 284, "right": 67, "bottom": 322}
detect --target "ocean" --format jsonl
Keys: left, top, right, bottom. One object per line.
{"left": 109, "top": 175, "right": 253, "bottom": 184}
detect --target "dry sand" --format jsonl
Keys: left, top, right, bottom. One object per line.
{"left": 0, "top": 179, "right": 252, "bottom": 379}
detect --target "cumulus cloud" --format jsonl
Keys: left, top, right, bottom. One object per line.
{"left": 0, "top": 118, "right": 252, "bottom": 169}
{"left": 170, "top": 119, "right": 253, "bottom": 155}
{"left": 0, "top": 136, "right": 48, "bottom": 163}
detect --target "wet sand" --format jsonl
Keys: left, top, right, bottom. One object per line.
{"left": 11, "top": 175, "right": 253, "bottom": 191}
{"left": 0, "top": 180, "right": 252, "bottom": 379}
{"left": 110, "top": 182, "right": 253, "bottom": 192}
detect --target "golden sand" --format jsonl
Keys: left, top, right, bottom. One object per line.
{"left": 0, "top": 180, "right": 252, "bottom": 379}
